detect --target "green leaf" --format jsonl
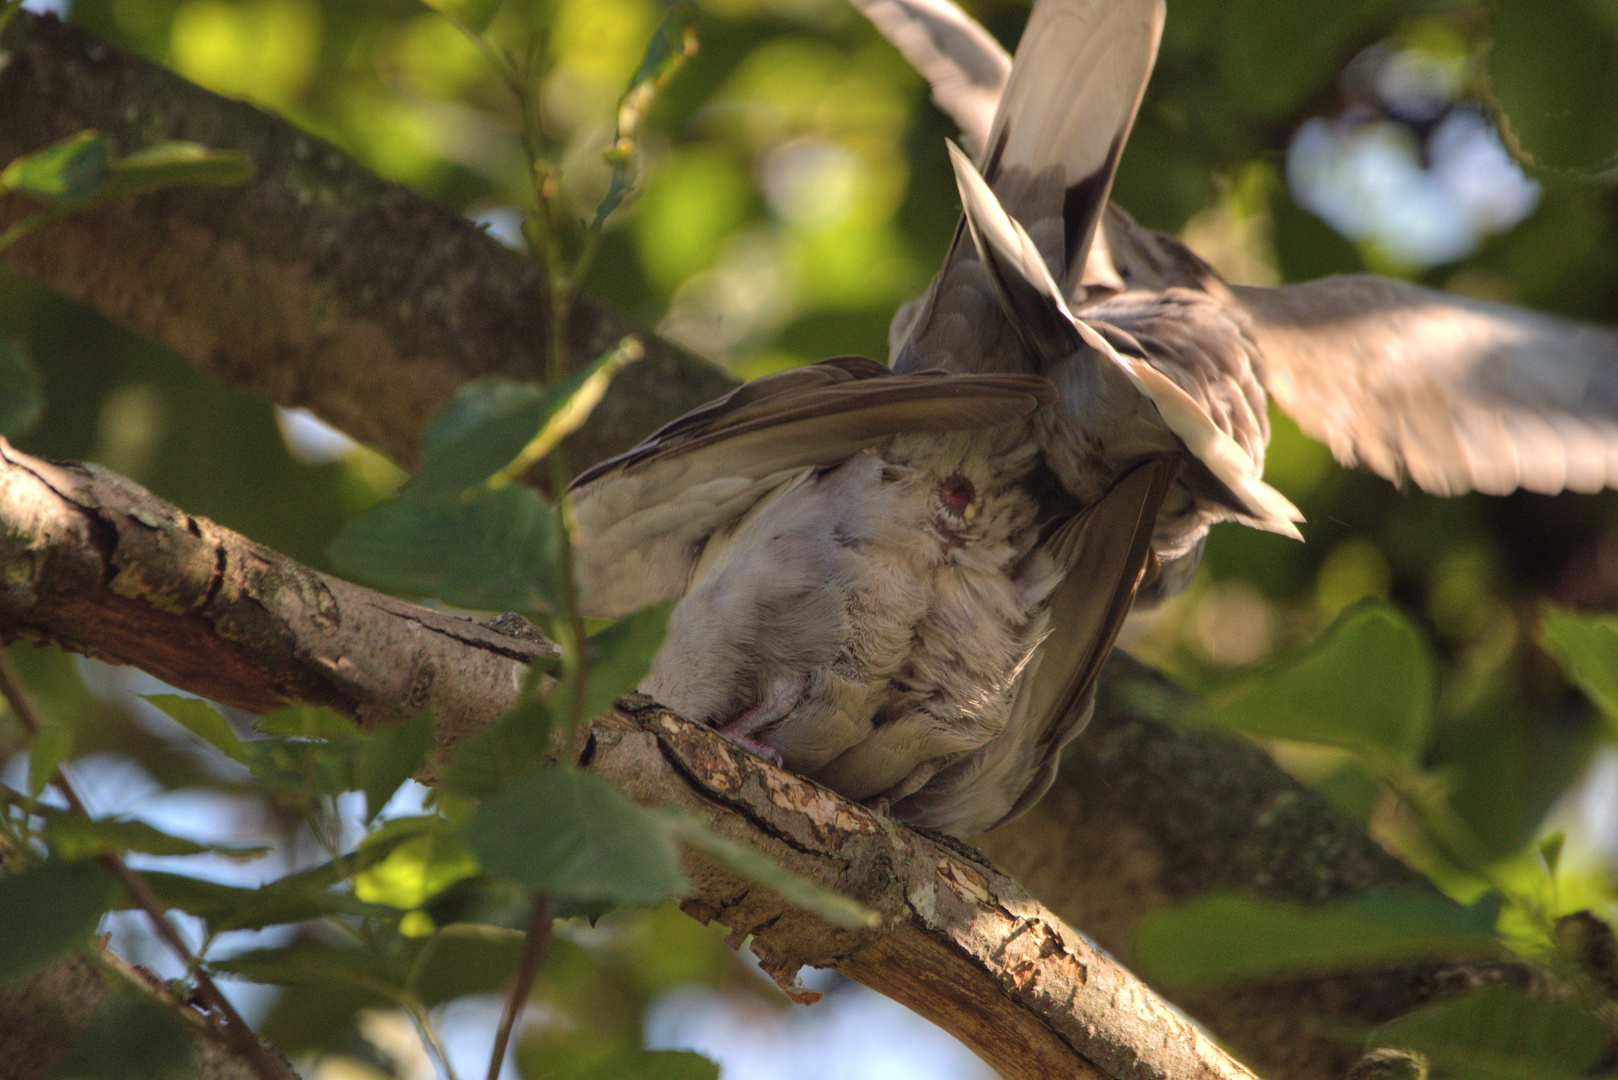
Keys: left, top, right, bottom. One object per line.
{"left": 462, "top": 769, "right": 688, "bottom": 907}
{"left": 97, "top": 141, "right": 253, "bottom": 200}
{"left": 0, "top": 130, "right": 112, "bottom": 203}
{"left": 54, "top": 991, "right": 195, "bottom": 1080}
{"left": 423, "top": 0, "right": 502, "bottom": 34}
{"left": 417, "top": 378, "right": 551, "bottom": 496}
{"left": 135, "top": 871, "right": 385, "bottom": 931}
{"left": 26, "top": 717, "right": 71, "bottom": 798}
{"left": 0, "top": 860, "right": 117, "bottom": 984}
{"left": 1371, "top": 985, "right": 1606, "bottom": 1080}
{"left": 439, "top": 690, "right": 559, "bottom": 798}
{"left": 212, "top": 942, "right": 407, "bottom": 1000}
{"left": 238, "top": 738, "right": 362, "bottom": 797}
{"left": 663, "top": 812, "right": 878, "bottom": 930}
{"left": 38, "top": 806, "right": 269, "bottom": 861}
{"left": 488, "top": 337, "right": 644, "bottom": 483}
{"left": 257, "top": 983, "right": 390, "bottom": 1055}
{"left": 353, "top": 828, "right": 480, "bottom": 910}
{"left": 256, "top": 703, "right": 360, "bottom": 740}
{"left": 0, "top": 134, "right": 248, "bottom": 210}
{"left": 328, "top": 481, "right": 564, "bottom": 612}
{"left": 595, "top": 4, "right": 699, "bottom": 228}
{"left": 1133, "top": 889, "right": 1500, "bottom": 989}
{"left": 407, "top": 922, "right": 528, "bottom": 1006}
{"left": 1540, "top": 605, "right": 1618, "bottom": 736}
{"left": 360, "top": 710, "right": 435, "bottom": 820}
{"left": 420, "top": 874, "right": 532, "bottom": 931}
{"left": 1201, "top": 603, "right": 1434, "bottom": 766}
{"left": 0, "top": 337, "right": 42, "bottom": 437}
{"left": 144, "top": 695, "right": 248, "bottom": 766}
{"left": 553, "top": 603, "right": 671, "bottom": 725}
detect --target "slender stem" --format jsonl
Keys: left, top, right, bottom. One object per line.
{"left": 406, "top": 998, "right": 464, "bottom": 1080}
{"left": 547, "top": 450, "right": 589, "bottom": 765}
{"left": 0, "top": 653, "right": 293, "bottom": 1080}
{"left": 485, "top": 894, "right": 553, "bottom": 1080}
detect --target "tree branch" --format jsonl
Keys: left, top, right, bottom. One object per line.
{"left": 0, "top": 11, "right": 737, "bottom": 472}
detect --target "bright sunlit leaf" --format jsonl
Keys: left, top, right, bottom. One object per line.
{"left": 353, "top": 828, "right": 480, "bottom": 910}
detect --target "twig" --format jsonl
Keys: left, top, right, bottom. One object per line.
{"left": 0, "top": 652, "right": 295, "bottom": 1080}
{"left": 485, "top": 894, "right": 553, "bottom": 1080}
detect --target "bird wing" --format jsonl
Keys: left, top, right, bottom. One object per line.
{"left": 567, "top": 357, "right": 1054, "bottom": 616}
{"left": 892, "top": 455, "right": 1175, "bottom": 836}
{"left": 845, "top": 0, "right": 1010, "bottom": 156}
{"left": 1235, "top": 277, "right": 1618, "bottom": 497}
{"left": 948, "top": 141, "right": 1304, "bottom": 536}
{"left": 889, "top": 0, "right": 1163, "bottom": 370}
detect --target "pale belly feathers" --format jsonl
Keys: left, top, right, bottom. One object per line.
{"left": 636, "top": 425, "right": 1062, "bottom": 805}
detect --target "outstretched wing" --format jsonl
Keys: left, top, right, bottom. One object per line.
{"left": 568, "top": 357, "right": 1053, "bottom": 616}
{"left": 1236, "top": 277, "right": 1618, "bottom": 498}
{"left": 893, "top": 456, "right": 1175, "bottom": 836}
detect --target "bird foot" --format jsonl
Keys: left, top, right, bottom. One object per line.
{"left": 717, "top": 675, "right": 805, "bottom": 767}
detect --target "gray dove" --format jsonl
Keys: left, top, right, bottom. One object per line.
{"left": 570, "top": 0, "right": 1208, "bottom": 838}
{"left": 569, "top": 0, "right": 1618, "bottom": 837}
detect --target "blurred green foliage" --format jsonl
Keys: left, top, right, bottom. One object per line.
{"left": 3, "top": 0, "right": 1618, "bottom": 1076}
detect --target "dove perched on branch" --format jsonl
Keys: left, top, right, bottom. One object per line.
{"left": 569, "top": 0, "right": 1618, "bottom": 837}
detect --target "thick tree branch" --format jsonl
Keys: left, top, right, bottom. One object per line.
{"left": 0, "top": 11, "right": 737, "bottom": 471}
{"left": 0, "top": 441, "right": 1260, "bottom": 1080}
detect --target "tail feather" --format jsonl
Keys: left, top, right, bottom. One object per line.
{"left": 948, "top": 141, "right": 1304, "bottom": 537}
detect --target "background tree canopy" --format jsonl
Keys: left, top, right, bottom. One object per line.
{"left": 3, "top": 0, "right": 1618, "bottom": 1077}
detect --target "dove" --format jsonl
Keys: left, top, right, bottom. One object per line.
{"left": 569, "top": 0, "right": 1201, "bottom": 837}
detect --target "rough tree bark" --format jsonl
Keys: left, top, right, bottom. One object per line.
{"left": 0, "top": 10, "right": 1550, "bottom": 1080}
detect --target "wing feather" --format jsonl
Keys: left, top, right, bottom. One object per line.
{"left": 1236, "top": 277, "right": 1618, "bottom": 498}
